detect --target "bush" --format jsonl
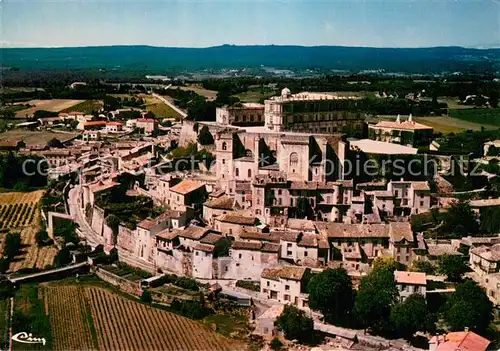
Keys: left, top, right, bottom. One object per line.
{"left": 270, "top": 337, "right": 283, "bottom": 350}
{"left": 276, "top": 305, "right": 314, "bottom": 344}
{"left": 235, "top": 280, "right": 260, "bottom": 292}
{"left": 3, "top": 232, "right": 21, "bottom": 259}
{"left": 35, "top": 230, "right": 49, "bottom": 247}
{"left": 140, "top": 290, "right": 152, "bottom": 303}
{"left": 54, "top": 247, "right": 72, "bottom": 267}
{"left": 170, "top": 298, "right": 213, "bottom": 319}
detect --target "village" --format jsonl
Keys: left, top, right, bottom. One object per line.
{"left": 0, "top": 85, "right": 497, "bottom": 350}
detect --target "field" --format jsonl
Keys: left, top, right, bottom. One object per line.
{"left": 12, "top": 282, "right": 241, "bottom": 351}
{"left": 233, "top": 89, "right": 275, "bottom": 103}
{"left": 448, "top": 108, "right": 500, "bottom": 127}
{"left": 0, "top": 191, "right": 57, "bottom": 273}
{"left": 0, "top": 130, "right": 79, "bottom": 147}
{"left": 15, "top": 99, "right": 84, "bottom": 118}
{"left": 138, "top": 94, "right": 182, "bottom": 119}
{"left": 59, "top": 100, "right": 103, "bottom": 114}
{"left": 172, "top": 85, "right": 218, "bottom": 100}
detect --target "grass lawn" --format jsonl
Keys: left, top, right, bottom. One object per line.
{"left": 202, "top": 313, "right": 251, "bottom": 339}
{"left": 172, "top": 85, "right": 218, "bottom": 100}
{"left": 59, "top": 100, "right": 102, "bottom": 114}
{"left": 448, "top": 108, "right": 500, "bottom": 127}
{"left": 233, "top": 90, "right": 275, "bottom": 103}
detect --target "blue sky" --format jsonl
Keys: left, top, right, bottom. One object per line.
{"left": 2, "top": 0, "right": 499, "bottom": 48}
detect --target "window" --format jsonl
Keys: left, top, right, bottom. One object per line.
{"left": 222, "top": 142, "right": 227, "bottom": 150}
{"left": 222, "top": 159, "right": 226, "bottom": 165}
{"left": 287, "top": 243, "right": 292, "bottom": 248}
{"left": 267, "top": 281, "right": 270, "bottom": 287}
{"left": 287, "top": 251, "right": 292, "bottom": 256}
{"left": 229, "top": 228, "right": 233, "bottom": 235}
{"left": 278, "top": 189, "right": 282, "bottom": 195}
{"left": 289, "top": 152, "right": 299, "bottom": 166}
{"left": 420, "top": 201, "right": 424, "bottom": 207}
{"left": 285, "top": 285, "right": 290, "bottom": 291}
{"left": 238, "top": 253, "right": 242, "bottom": 259}
{"left": 248, "top": 169, "right": 252, "bottom": 178}
{"left": 225, "top": 266, "right": 228, "bottom": 272}
{"left": 304, "top": 251, "right": 308, "bottom": 257}
{"left": 284, "top": 294, "right": 290, "bottom": 301}
{"left": 235, "top": 168, "right": 239, "bottom": 177}
{"left": 278, "top": 198, "right": 282, "bottom": 205}
{"left": 195, "top": 251, "right": 199, "bottom": 256}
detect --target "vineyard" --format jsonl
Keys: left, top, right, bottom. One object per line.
{"left": 0, "top": 298, "right": 10, "bottom": 349}
{"left": 0, "top": 191, "right": 57, "bottom": 272}
{"left": 85, "top": 287, "right": 238, "bottom": 350}
{"left": 42, "top": 286, "right": 96, "bottom": 350}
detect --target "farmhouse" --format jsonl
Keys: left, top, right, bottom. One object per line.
{"left": 368, "top": 115, "right": 433, "bottom": 147}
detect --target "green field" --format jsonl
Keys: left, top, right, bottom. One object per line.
{"left": 59, "top": 100, "right": 102, "bottom": 114}
{"left": 449, "top": 108, "right": 500, "bottom": 127}
{"left": 139, "top": 94, "right": 182, "bottom": 119}
{"left": 0, "top": 298, "right": 10, "bottom": 349}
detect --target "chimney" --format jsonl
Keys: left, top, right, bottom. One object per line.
{"left": 396, "top": 114, "right": 401, "bottom": 123}
{"left": 408, "top": 114, "right": 413, "bottom": 123}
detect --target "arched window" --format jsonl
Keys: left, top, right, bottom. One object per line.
{"left": 289, "top": 152, "right": 299, "bottom": 166}
{"left": 235, "top": 168, "right": 239, "bottom": 177}
{"left": 222, "top": 142, "right": 227, "bottom": 151}
{"left": 248, "top": 169, "right": 252, "bottom": 178}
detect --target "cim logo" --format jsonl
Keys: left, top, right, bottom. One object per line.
{"left": 12, "top": 332, "right": 47, "bottom": 346}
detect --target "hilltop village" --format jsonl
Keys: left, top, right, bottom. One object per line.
{"left": 1, "top": 85, "right": 500, "bottom": 351}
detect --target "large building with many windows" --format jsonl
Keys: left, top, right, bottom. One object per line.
{"left": 263, "top": 88, "right": 365, "bottom": 137}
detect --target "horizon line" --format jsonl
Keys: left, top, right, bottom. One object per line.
{"left": 2, "top": 43, "right": 500, "bottom": 50}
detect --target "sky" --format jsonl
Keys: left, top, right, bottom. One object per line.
{"left": 1, "top": 0, "right": 500, "bottom": 48}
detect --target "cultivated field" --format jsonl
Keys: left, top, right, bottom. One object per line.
{"left": 15, "top": 99, "right": 84, "bottom": 118}
{"left": 59, "top": 100, "right": 103, "bottom": 114}
{"left": 414, "top": 116, "right": 499, "bottom": 133}
{"left": 42, "top": 286, "right": 96, "bottom": 350}
{"left": 172, "top": 85, "right": 218, "bottom": 100}
{"left": 0, "top": 130, "right": 79, "bottom": 147}
{"left": 449, "top": 108, "right": 500, "bottom": 127}
{"left": 85, "top": 287, "right": 238, "bottom": 350}
{"left": 0, "top": 191, "right": 57, "bottom": 272}
{"left": 138, "top": 94, "right": 182, "bottom": 119}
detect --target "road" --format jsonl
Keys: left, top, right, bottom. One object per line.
{"left": 68, "top": 186, "right": 155, "bottom": 273}
{"left": 152, "top": 92, "right": 188, "bottom": 119}
{"left": 9, "top": 262, "right": 89, "bottom": 283}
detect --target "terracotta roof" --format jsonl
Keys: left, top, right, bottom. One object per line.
{"left": 204, "top": 195, "right": 234, "bottom": 210}
{"left": 88, "top": 181, "right": 119, "bottom": 194}
{"left": 231, "top": 241, "right": 262, "bottom": 251}
{"left": 156, "top": 228, "right": 178, "bottom": 240}
{"left": 389, "top": 222, "right": 413, "bottom": 243}
{"left": 427, "top": 244, "right": 461, "bottom": 257}
{"left": 137, "top": 118, "right": 156, "bottom": 123}
{"left": 320, "top": 223, "right": 390, "bottom": 239}
{"left": 276, "top": 231, "right": 300, "bottom": 242}
{"left": 107, "top": 122, "right": 123, "bottom": 126}
{"left": 261, "top": 266, "right": 308, "bottom": 281}
{"left": 394, "top": 270, "right": 426, "bottom": 285}
{"left": 471, "top": 244, "right": 500, "bottom": 262}
{"left": 193, "top": 243, "right": 215, "bottom": 253}
{"left": 371, "top": 190, "right": 393, "bottom": 197}
{"left": 287, "top": 218, "right": 316, "bottom": 232}
{"left": 0, "top": 140, "right": 21, "bottom": 148}
{"left": 261, "top": 242, "right": 280, "bottom": 253}
{"left": 374, "top": 120, "right": 432, "bottom": 131}
{"left": 257, "top": 305, "right": 284, "bottom": 320}
{"left": 435, "top": 331, "right": 490, "bottom": 351}
{"left": 200, "top": 233, "right": 223, "bottom": 245}
{"left": 297, "top": 233, "right": 318, "bottom": 247}
{"left": 138, "top": 218, "right": 160, "bottom": 230}
{"left": 412, "top": 181, "right": 430, "bottom": 191}
{"left": 84, "top": 121, "right": 107, "bottom": 127}
{"left": 176, "top": 226, "right": 211, "bottom": 240}
{"left": 169, "top": 179, "right": 205, "bottom": 195}
{"left": 218, "top": 213, "right": 256, "bottom": 226}
{"left": 239, "top": 231, "right": 273, "bottom": 241}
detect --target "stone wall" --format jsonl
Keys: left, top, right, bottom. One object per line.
{"left": 94, "top": 266, "right": 142, "bottom": 296}
{"left": 117, "top": 225, "right": 136, "bottom": 252}
{"left": 91, "top": 206, "right": 105, "bottom": 236}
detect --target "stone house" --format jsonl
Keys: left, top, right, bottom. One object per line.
{"left": 203, "top": 195, "right": 235, "bottom": 225}
{"left": 261, "top": 266, "right": 310, "bottom": 309}
{"left": 167, "top": 179, "right": 207, "bottom": 212}
{"left": 470, "top": 244, "right": 500, "bottom": 276}
{"left": 214, "top": 213, "right": 258, "bottom": 239}
{"left": 394, "top": 270, "right": 426, "bottom": 302}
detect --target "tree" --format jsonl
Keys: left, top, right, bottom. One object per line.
{"left": 479, "top": 206, "right": 500, "bottom": 234}
{"left": 3, "top": 232, "right": 21, "bottom": 259}
{"left": 276, "top": 305, "right": 314, "bottom": 344}
{"left": 35, "top": 230, "right": 49, "bottom": 247}
{"left": 411, "top": 260, "right": 436, "bottom": 274}
{"left": 444, "top": 280, "right": 493, "bottom": 333}
{"left": 307, "top": 268, "right": 354, "bottom": 324}
{"left": 0, "top": 277, "right": 14, "bottom": 299}
{"left": 390, "top": 294, "right": 436, "bottom": 339}
{"left": 140, "top": 290, "right": 153, "bottom": 303}
{"left": 270, "top": 337, "right": 283, "bottom": 350}
{"left": 47, "top": 138, "right": 64, "bottom": 148}
{"left": 372, "top": 257, "right": 401, "bottom": 273}
{"left": 197, "top": 125, "right": 214, "bottom": 145}
{"left": 0, "top": 258, "right": 9, "bottom": 274}
{"left": 487, "top": 145, "right": 498, "bottom": 156}
{"left": 354, "top": 268, "right": 398, "bottom": 333}
{"left": 438, "top": 255, "right": 468, "bottom": 282}
{"left": 442, "top": 201, "right": 479, "bottom": 238}
{"left": 54, "top": 247, "right": 72, "bottom": 267}
{"left": 213, "top": 237, "right": 231, "bottom": 258}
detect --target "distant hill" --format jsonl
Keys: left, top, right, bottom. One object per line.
{"left": 1, "top": 45, "right": 500, "bottom": 73}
